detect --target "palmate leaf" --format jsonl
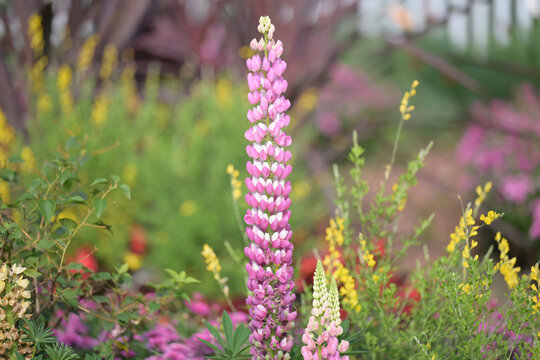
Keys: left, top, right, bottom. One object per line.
{"left": 20, "top": 318, "right": 56, "bottom": 349}
{"left": 199, "top": 312, "right": 251, "bottom": 359}
{"left": 44, "top": 343, "right": 78, "bottom": 360}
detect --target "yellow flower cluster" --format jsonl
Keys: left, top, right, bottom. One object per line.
{"left": 121, "top": 64, "right": 140, "bottom": 114}
{"left": 446, "top": 208, "right": 477, "bottom": 253}
{"left": 0, "top": 264, "right": 33, "bottom": 357}
{"left": 20, "top": 146, "right": 36, "bottom": 173}
{"left": 480, "top": 210, "right": 502, "bottom": 225}
{"left": 530, "top": 264, "right": 539, "bottom": 313}
{"left": 391, "top": 183, "right": 407, "bottom": 212}
{"left": 461, "top": 240, "right": 478, "bottom": 269}
{"left": 0, "top": 109, "right": 14, "bottom": 203}
{"left": 30, "top": 56, "right": 48, "bottom": 95}
{"left": 399, "top": 80, "right": 418, "bottom": 121}
{"left": 323, "top": 218, "right": 361, "bottom": 312}
{"left": 100, "top": 44, "right": 118, "bottom": 80}
{"left": 226, "top": 164, "right": 242, "bottom": 200}
{"left": 0, "top": 108, "right": 15, "bottom": 165}
{"left": 57, "top": 64, "right": 74, "bottom": 114}
{"left": 202, "top": 244, "right": 222, "bottom": 280}
{"left": 474, "top": 182, "right": 492, "bottom": 209}
{"left": 216, "top": 78, "right": 232, "bottom": 109}
{"left": 91, "top": 93, "right": 108, "bottom": 126}
{"left": 77, "top": 35, "right": 99, "bottom": 73}
{"left": 360, "top": 238, "right": 376, "bottom": 268}
{"left": 493, "top": 232, "right": 520, "bottom": 290}
{"left": 27, "top": 13, "right": 44, "bottom": 55}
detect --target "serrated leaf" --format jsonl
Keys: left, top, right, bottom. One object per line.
{"left": 38, "top": 199, "right": 55, "bottom": 223}
{"left": 119, "top": 184, "right": 131, "bottom": 200}
{"left": 93, "top": 198, "right": 107, "bottom": 219}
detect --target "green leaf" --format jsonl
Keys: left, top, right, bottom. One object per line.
{"left": 232, "top": 324, "right": 250, "bottom": 355}
{"left": 222, "top": 311, "right": 234, "bottom": 347}
{"left": 24, "top": 269, "right": 41, "bottom": 278}
{"left": 148, "top": 301, "right": 160, "bottom": 314}
{"left": 90, "top": 178, "right": 108, "bottom": 187}
{"left": 198, "top": 338, "right": 226, "bottom": 355}
{"left": 204, "top": 320, "right": 227, "bottom": 351}
{"left": 65, "top": 263, "right": 83, "bottom": 271}
{"left": 119, "top": 184, "right": 131, "bottom": 200}
{"left": 93, "top": 198, "right": 108, "bottom": 219}
{"left": 110, "top": 175, "right": 120, "bottom": 184}
{"left": 59, "top": 218, "right": 77, "bottom": 230}
{"left": 117, "top": 263, "right": 129, "bottom": 274}
{"left": 67, "top": 195, "right": 86, "bottom": 203}
{"left": 37, "top": 239, "right": 55, "bottom": 250}
{"left": 93, "top": 295, "right": 109, "bottom": 303}
{"left": 38, "top": 199, "right": 56, "bottom": 223}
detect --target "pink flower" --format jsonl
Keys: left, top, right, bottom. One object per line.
{"left": 244, "top": 16, "right": 296, "bottom": 358}
{"left": 501, "top": 174, "right": 533, "bottom": 204}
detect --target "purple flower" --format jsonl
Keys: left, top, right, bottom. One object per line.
{"left": 54, "top": 311, "right": 98, "bottom": 349}
{"left": 243, "top": 16, "right": 296, "bottom": 359}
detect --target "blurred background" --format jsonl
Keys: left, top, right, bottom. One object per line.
{"left": 1, "top": 0, "right": 539, "bottom": 299}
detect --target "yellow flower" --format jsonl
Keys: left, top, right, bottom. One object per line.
{"left": 461, "top": 240, "right": 478, "bottom": 268}
{"left": 124, "top": 252, "right": 142, "bottom": 271}
{"left": 297, "top": 88, "right": 318, "bottom": 114}
{"left": 447, "top": 208, "right": 477, "bottom": 253}
{"left": 57, "top": 64, "right": 74, "bottom": 114}
{"left": 201, "top": 244, "right": 221, "bottom": 280}
{"left": 475, "top": 182, "right": 492, "bottom": 208}
{"left": 180, "top": 200, "right": 197, "bottom": 217}
{"left": 323, "top": 217, "right": 361, "bottom": 312}
{"left": 20, "top": 146, "right": 36, "bottom": 172}
{"left": 57, "top": 64, "right": 72, "bottom": 90}
{"left": 37, "top": 93, "right": 53, "bottom": 115}
{"left": 291, "top": 180, "right": 310, "bottom": 200}
{"left": 494, "top": 232, "right": 520, "bottom": 290}
{"left": 226, "top": 164, "right": 242, "bottom": 200}
{"left": 99, "top": 43, "right": 118, "bottom": 80}
{"left": 216, "top": 77, "right": 232, "bottom": 108}
{"left": 77, "top": 34, "right": 99, "bottom": 73}
{"left": 480, "top": 210, "right": 501, "bottom": 225}
{"left": 91, "top": 93, "right": 108, "bottom": 126}
{"left": 0, "top": 108, "right": 15, "bottom": 146}
{"left": 400, "top": 80, "right": 419, "bottom": 120}
{"left": 121, "top": 64, "right": 139, "bottom": 113}
{"left": 28, "top": 13, "right": 44, "bottom": 55}
{"left": 30, "top": 56, "right": 48, "bottom": 93}
{"left": 0, "top": 180, "right": 9, "bottom": 204}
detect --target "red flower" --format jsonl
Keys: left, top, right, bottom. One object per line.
{"left": 67, "top": 245, "right": 98, "bottom": 279}
{"left": 129, "top": 224, "right": 148, "bottom": 255}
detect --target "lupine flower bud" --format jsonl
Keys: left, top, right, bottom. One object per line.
{"left": 244, "top": 16, "right": 296, "bottom": 360}
{"left": 301, "top": 261, "right": 350, "bottom": 360}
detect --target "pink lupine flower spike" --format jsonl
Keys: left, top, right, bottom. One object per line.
{"left": 244, "top": 16, "right": 296, "bottom": 360}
